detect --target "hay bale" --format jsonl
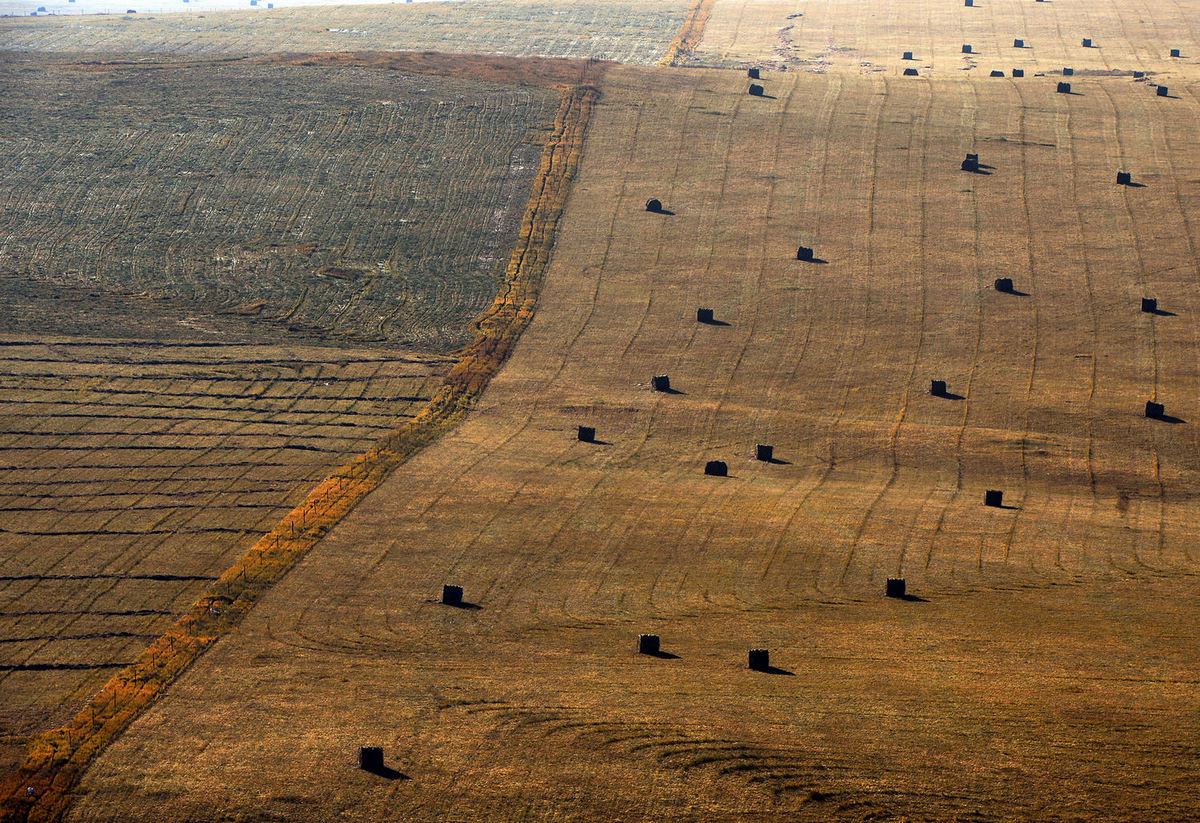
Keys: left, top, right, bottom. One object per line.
{"left": 990, "top": 70, "right": 1005, "bottom": 77}
{"left": 984, "top": 489, "right": 1003, "bottom": 507}
{"left": 930, "top": 380, "right": 948, "bottom": 397}
{"left": 638, "top": 634, "right": 660, "bottom": 654}
{"left": 697, "top": 307, "right": 715, "bottom": 323}
{"left": 903, "top": 51, "right": 914, "bottom": 60}
{"left": 1170, "top": 48, "right": 1181, "bottom": 58}
{"left": 904, "top": 68, "right": 919, "bottom": 76}
{"left": 748, "top": 649, "right": 770, "bottom": 670}
{"left": 962, "top": 44, "right": 973, "bottom": 53}
{"left": 885, "top": 578, "right": 906, "bottom": 598}
{"left": 645, "top": 198, "right": 663, "bottom": 213}
{"left": 756, "top": 444, "right": 774, "bottom": 462}
{"left": 749, "top": 83, "right": 765, "bottom": 96}
{"left": 1146, "top": 401, "right": 1165, "bottom": 419}
{"left": 995, "top": 277, "right": 1014, "bottom": 292}
{"left": 577, "top": 425, "right": 596, "bottom": 443}
{"left": 1057, "top": 81, "right": 1072, "bottom": 93}
{"left": 748, "top": 67, "right": 761, "bottom": 79}
{"left": 1063, "top": 67, "right": 1074, "bottom": 75}
{"left": 1141, "top": 297, "right": 1157, "bottom": 313}
{"left": 1117, "top": 171, "right": 1132, "bottom": 185}
{"left": 705, "top": 460, "right": 728, "bottom": 477}
{"left": 1013, "top": 69, "right": 1025, "bottom": 77}
{"left": 441, "top": 584, "right": 463, "bottom": 606}
{"left": 652, "top": 375, "right": 671, "bottom": 392}
{"left": 962, "top": 153, "right": 980, "bottom": 172}
{"left": 1158, "top": 85, "right": 1169, "bottom": 97}
{"left": 360, "top": 747, "right": 384, "bottom": 771}
{"left": 796, "top": 245, "right": 815, "bottom": 261}
{"left": 1082, "top": 38, "right": 1092, "bottom": 47}
{"left": 1014, "top": 38, "right": 1024, "bottom": 48}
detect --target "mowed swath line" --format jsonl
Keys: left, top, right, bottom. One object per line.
{"left": 692, "top": 0, "right": 1200, "bottom": 76}
{"left": 60, "top": 67, "right": 1200, "bottom": 821}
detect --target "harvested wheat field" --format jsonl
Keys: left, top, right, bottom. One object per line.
{"left": 0, "top": 54, "right": 565, "bottom": 349}
{"left": 0, "top": 0, "right": 690, "bottom": 62}
{"left": 689, "top": 0, "right": 1200, "bottom": 78}
{"left": 28, "top": 55, "right": 1199, "bottom": 822}
{"left": 0, "top": 48, "right": 592, "bottom": 799}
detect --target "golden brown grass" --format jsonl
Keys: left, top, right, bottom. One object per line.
{"left": 690, "top": 0, "right": 1200, "bottom": 78}
{"left": 0, "top": 68, "right": 600, "bottom": 822}
{"left": 48, "top": 63, "right": 1200, "bottom": 821}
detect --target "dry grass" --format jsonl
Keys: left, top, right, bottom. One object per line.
{"left": 49, "top": 62, "right": 1200, "bottom": 821}
{"left": 0, "top": 0, "right": 691, "bottom": 62}
{"left": 689, "top": 0, "right": 1200, "bottom": 78}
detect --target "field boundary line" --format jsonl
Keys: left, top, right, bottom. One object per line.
{"left": 0, "top": 77, "right": 602, "bottom": 823}
{"left": 659, "top": 0, "right": 717, "bottom": 67}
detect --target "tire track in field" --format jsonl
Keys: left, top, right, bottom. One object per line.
{"left": 1056, "top": 88, "right": 1105, "bottom": 573}
{"left": 1093, "top": 81, "right": 1167, "bottom": 570}
{"left": 926, "top": 81, "right": 988, "bottom": 578}
{"left": 1150, "top": 83, "right": 1200, "bottom": 565}
{"left": 839, "top": 76, "right": 922, "bottom": 587}
{"left": 760, "top": 75, "right": 847, "bottom": 587}
{"left": 1008, "top": 82, "right": 1047, "bottom": 573}
{"left": 893, "top": 78, "right": 937, "bottom": 579}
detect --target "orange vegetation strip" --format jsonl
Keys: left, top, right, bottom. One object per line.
{"left": 0, "top": 79, "right": 601, "bottom": 823}
{"left": 659, "top": 0, "right": 716, "bottom": 67}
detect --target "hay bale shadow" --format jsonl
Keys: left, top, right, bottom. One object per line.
{"left": 755, "top": 664, "right": 795, "bottom": 676}
{"left": 363, "top": 764, "right": 408, "bottom": 781}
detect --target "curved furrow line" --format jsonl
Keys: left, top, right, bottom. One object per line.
{"left": 839, "top": 75, "right": 915, "bottom": 587}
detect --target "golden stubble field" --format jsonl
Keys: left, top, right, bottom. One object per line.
{"left": 59, "top": 63, "right": 1200, "bottom": 821}
{"left": 690, "top": 0, "right": 1200, "bottom": 79}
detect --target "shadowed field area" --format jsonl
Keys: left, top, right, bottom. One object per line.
{"left": 0, "top": 0, "right": 690, "bottom": 62}
{"left": 689, "top": 0, "right": 1200, "bottom": 78}
{"left": 0, "top": 56, "right": 561, "bottom": 350}
{"left": 57, "top": 64, "right": 1200, "bottom": 820}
